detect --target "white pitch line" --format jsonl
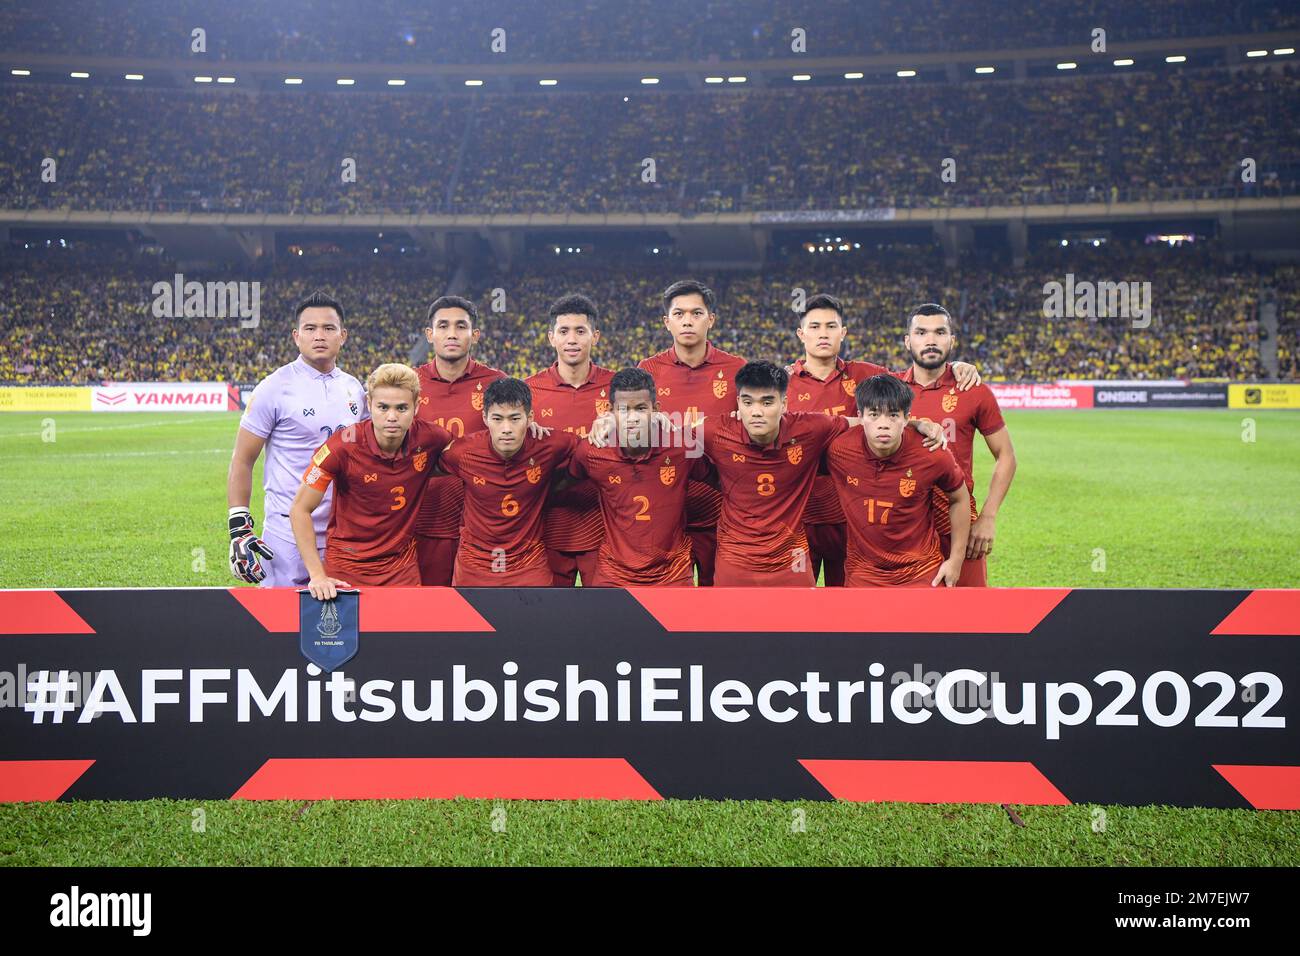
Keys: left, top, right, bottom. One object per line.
{"left": 0, "top": 417, "right": 229, "bottom": 439}
{"left": 1, "top": 447, "right": 228, "bottom": 462}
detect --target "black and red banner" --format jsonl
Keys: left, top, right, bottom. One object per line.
{"left": 0, "top": 587, "right": 1296, "bottom": 809}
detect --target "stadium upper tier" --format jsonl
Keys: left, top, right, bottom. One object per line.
{"left": 2, "top": 68, "right": 1297, "bottom": 215}
{"left": 1, "top": 241, "right": 1291, "bottom": 384}
{"left": 1, "top": 0, "right": 1296, "bottom": 63}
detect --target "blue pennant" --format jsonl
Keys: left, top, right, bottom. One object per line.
{"left": 298, "top": 589, "right": 360, "bottom": 672}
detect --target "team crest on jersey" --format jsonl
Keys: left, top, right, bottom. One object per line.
{"left": 595, "top": 399, "right": 610, "bottom": 416}
{"left": 899, "top": 467, "right": 916, "bottom": 498}
{"left": 348, "top": 399, "right": 359, "bottom": 416}
{"left": 526, "top": 458, "right": 541, "bottom": 484}
{"left": 413, "top": 451, "right": 428, "bottom": 472}
{"left": 660, "top": 465, "right": 676, "bottom": 486}
{"left": 712, "top": 373, "right": 728, "bottom": 400}
{"left": 941, "top": 388, "right": 958, "bottom": 413}
{"left": 471, "top": 392, "right": 483, "bottom": 411}
{"left": 842, "top": 377, "right": 856, "bottom": 397}
{"left": 786, "top": 443, "right": 803, "bottom": 465}
{"left": 312, "top": 446, "right": 330, "bottom": 466}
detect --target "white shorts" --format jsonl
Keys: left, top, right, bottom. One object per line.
{"left": 258, "top": 525, "right": 324, "bottom": 589}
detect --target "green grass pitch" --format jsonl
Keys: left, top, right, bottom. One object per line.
{"left": 1, "top": 408, "right": 1297, "bottom": 866}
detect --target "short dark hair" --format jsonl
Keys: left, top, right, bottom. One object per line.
{"left": 855, "top": 374, "right": 914, "bottom": 415}
{"left": 610, "top": 367, "right": 655, "bottom": 401}
{"left": 907, "top": 302, "right": 954, "bottom": 333}
{"left": 662, "top": 279, "right": 715, "bottom": 315}
{"left": 483, "top": 377, "right": 532, "bottom": 414}
{"left": 548, "top": 293, "right": 599, "bottom": 328}
{"left": 427, "top": 295, "right": 479, "bottom": 326}
{"left": 797, "top": 292, "right": 844, "bottom": 325}
{"left": 735, "top": 360, "right": 788, "bottom": 396}
{"left": 294, "top": 290, "right": 344, "bottom": 326}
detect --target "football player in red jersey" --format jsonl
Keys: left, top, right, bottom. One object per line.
{"left": 899, "top": 303, "right": 1016, "bottom": 586}
{"left": 438, "top": 378, "right": 579, "bottom": 587}
{"left": 569, "top": 367, "right": 710, "bottom": 586}
{"left": 638, "top": 279, "right": 746, "bottom": 586}
{"left": 786, "top": 292, "right": 983, "bottom": 587}
{"left": 290, "top": 363, "right": 453, "bottom": 599}
{"left": 413, "top": 296, "right": 505, "bottom": 586}
{"left": 525, "top": 293, "right": 615, "bottom": 586}
{"left": 827, "top": 374, "right": 971, "bottom": 588}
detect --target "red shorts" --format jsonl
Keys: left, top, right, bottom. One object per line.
{"left": 585, "top": 565, "right": 695, "bottom": 588}
{"left": 415, "top": 535, "right": 458, "bottom": 587}
{"left": 805, "top": 522, "right": 846, "bottom": 587}
{"left": 714, "top": 553, "right": 815, "bottom": 587}
{"left": 452, "top": 558, "right": 554, "bottom": 588}
{"left": 687, "top": 528, "right": 716, "bottom": 587}
{"left": 844, "top": 568, "right": 937, "bottom": 588}
{"left": 546, "top": 548, "right": 601, "bottom": 588}
{"left": 325, "top": 553, "right": 422, "bottom": 587}
{"left": 939, "top": 535, "right": 988, "bottom": 587}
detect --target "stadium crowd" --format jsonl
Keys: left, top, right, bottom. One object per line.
{"left": 3, "top": 68, "right": 1297, "bottom": 214}
{"left": 0, "top": 239, "right": 1285, "bottom": 385}
{"left": 1, "top": 0, "right": 1295, "bottom": 62}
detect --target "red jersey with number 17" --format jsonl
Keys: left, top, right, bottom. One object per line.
{"left": 414, "top": 358, "right": 506, "bottom": 538}
{"left": 525, "top": 362, "right": 615, "bottom": 553}
{"left": 826, "top": 426, "right": 965, "bottom": 586}
{"left": 304, "top": 419, "right": 453, "bottom": 575}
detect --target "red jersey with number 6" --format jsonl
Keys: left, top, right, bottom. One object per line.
{"left": 439, "top": 430, "right": 579, "bottom": 577}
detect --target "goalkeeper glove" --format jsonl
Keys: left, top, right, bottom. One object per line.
{"left": 229, "top": 507, "right": 275, "bottom": 584}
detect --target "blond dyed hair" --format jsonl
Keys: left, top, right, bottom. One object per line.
{"left": 366, "top": 363, "right": 421, "bottom": 403}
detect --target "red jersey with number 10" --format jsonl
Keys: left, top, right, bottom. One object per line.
{"left": 414, "top": 358, "right": 506, "bottom": 538}
{"left": 525, "top": 362, "right": 615, "bottom": 553}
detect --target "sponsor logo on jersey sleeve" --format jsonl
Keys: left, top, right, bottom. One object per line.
{"left": 312, "top": 446, "right": 330, "bottom": 466}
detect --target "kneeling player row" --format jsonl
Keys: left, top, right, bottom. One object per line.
{"left": 289, "top": 362, "right": 973, "bottom": 598}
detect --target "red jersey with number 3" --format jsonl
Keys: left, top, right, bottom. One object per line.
{"left": 439, "top": 430, "right": 579, "bottom": 576}
{"left": 785, "top": 357, "right": 889, "bottom": 525}
{"left": 414, "top": 358, "right": 506, "bottom": 538}
{"left": 304, "top": 419, "right": 453, "bottom": 574}
{"left": 826, "top": 426, "right": 965, "bottom": 586}
{"left": 568, "top": 440, "right": 709, "bottom": 585}
{"left": 704, "top": 411, "right": 849, "bottom": 573}
{"left": 525, "top": 362, "right": 615, "bottom": 553}
{"left": 899, "top": 363, "right": 1006, "bottom": 537}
